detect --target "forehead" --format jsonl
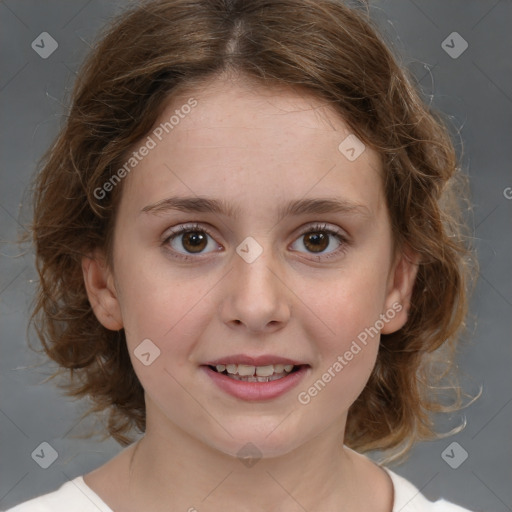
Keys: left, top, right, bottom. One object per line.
{"left": 165, "top": 76, "right": 371, "bottom": 156}
{"left": 118, "top": 76, "right": 385, "bottom": 219}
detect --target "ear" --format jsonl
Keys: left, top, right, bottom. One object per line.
{"left": 81, "top": 250, "right": 123, "bottom": 331}
{"left": 381, "top": 245, "right": 420, "bottom": 335}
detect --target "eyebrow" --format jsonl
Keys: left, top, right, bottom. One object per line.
{"left": 140, "top": 196, "right": 371, "bottom": 222}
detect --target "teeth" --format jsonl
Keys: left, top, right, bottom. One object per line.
{"left": 227, "top": 373, "right": 289, "bottom": 382}
{"left": 237, "top": 364, "right": 256, "bottom": 376}
{"left": 226, "top": 364, "right": 237, "bottom": 374}
{"left": 213, "top": 363, "right": 298, "bottom": 377}
{"left": 255, "top": 365, "right": 274, "bottom": 377}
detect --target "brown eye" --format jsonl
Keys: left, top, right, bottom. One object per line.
{"left": 290, "top": 223, "right": 348, "bottom": 260}
{"left": 163, "top": 223, "right": 221, "bottom": 260}
{"left": 181, "top": 231, "right": 208, "bottom": 253}
{"left": 303, "top": 232, "right": 329, "bottom": 253}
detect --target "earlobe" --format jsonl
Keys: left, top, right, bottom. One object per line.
{"left": 81, "top": 250, "right": 123, "bottom": 331}
{"left": 381, "top": 247, "right": 420, "bottom": 335}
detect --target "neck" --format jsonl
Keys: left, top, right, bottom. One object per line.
{"left": 122, "top": 416, "right": 379, "bottom": 512}
{"left": 85, "top": 400, "right": 394, "bottom": 512}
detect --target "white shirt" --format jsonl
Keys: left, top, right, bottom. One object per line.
{"left": 3, "top": 468, "right": 473, "bottom": 512}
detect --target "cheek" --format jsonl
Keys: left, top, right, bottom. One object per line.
{"left": 114, "top": 245, "right": 213, "bottom": 343}
{"left": 298, "top": 268, "right": 388, "bottom": 404}
{"left": 298, "top": 307, "right": 381, "bottom": 414}
{"left": 313, "top": 266, "right": 389, "bottom": 349}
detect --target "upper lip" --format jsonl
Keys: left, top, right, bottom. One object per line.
{"left": 204, "top": 354, "right": 307, "bottom": 367}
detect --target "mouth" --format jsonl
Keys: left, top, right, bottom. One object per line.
{"left": 201, "top": 357, "right": 310, "bottom": 401}
{"left": 207, "top": 363, "right": 305, "bottom": 383}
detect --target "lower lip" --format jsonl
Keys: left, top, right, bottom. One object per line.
{"left": 201, "top": 365, "right": 309, "bottom": 401}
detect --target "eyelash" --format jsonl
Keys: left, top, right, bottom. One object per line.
{"left": 161, "top": 222, "right": 349, "bottom": 262}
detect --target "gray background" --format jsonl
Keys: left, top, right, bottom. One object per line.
{"left": 0, "top": 0, "right": 510, "bottom": 510}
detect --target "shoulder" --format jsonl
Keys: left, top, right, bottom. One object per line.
{"left": 2, "top": 477, "right": 113, "bottom": 512}
{"left": 385, "top": 468, "right": 475, "bottom": 512}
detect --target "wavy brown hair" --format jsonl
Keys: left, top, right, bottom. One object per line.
{"left": 27, "top": 0, "right": 476, "bottom": 460}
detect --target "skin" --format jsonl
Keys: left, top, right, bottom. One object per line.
{"left": 82, "top": 74, "right": 419, "bottom": 512}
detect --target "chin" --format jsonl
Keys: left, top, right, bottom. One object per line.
{"left": 199, "top": 418, "right": 310, "bottom": 461}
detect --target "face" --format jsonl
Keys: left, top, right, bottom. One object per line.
{"left": 83, "top": 76, "right": 417, "bottom": 459}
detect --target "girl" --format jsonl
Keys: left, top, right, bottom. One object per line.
{"left": 7, "top": 0, "right": 476, "bottom": 510}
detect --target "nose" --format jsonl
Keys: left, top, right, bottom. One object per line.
{"left": 219, "top": 243, "right": 292, "bottom": 334}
